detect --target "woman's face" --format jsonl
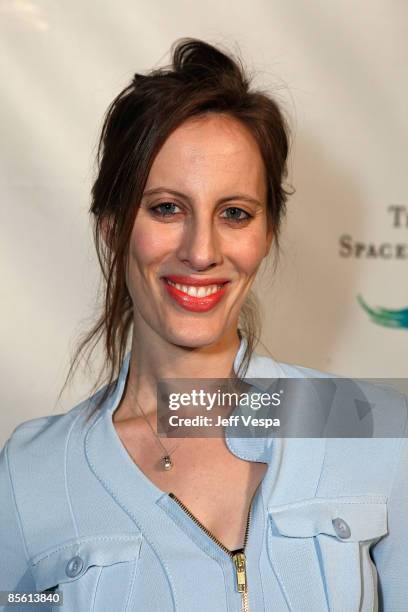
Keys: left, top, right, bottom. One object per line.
{"left": 127, "top": 113, "right": 273, "bottom": 348}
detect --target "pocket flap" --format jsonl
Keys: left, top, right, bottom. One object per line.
{"left": 30, "top": 533, "right": 142, "bottom": 592}
{"left": 268, "top": 495, "right": 388, "bottom": 542}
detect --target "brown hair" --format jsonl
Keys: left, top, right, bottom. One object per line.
{"left": 58, "top": 38, "right": 293, "bottom": 421}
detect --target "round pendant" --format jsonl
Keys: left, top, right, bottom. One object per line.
{"left": 162, "top": 456, "right": 173, "bottom": 471}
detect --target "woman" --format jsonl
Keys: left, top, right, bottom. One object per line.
{"left": 1, "top": 39, "right": 407, "bottom": 612}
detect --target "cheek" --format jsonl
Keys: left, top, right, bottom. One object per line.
{"left": 129, "top": 223, "right": 173, "bottom": 269}
{"left": 227, "top": 232, "right": 268, "bottom": 274}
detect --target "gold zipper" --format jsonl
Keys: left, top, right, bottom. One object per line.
{"left": 169, "top": 492, "right": 252, "bottom": 612}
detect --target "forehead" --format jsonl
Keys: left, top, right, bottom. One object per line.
{"left": 145, "top": 113, "right": 266, "bottom": 194}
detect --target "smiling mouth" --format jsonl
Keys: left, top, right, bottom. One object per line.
{"left": 160, "top": 277, "right": 230, "bottom": 312}
{"left": 163, "top": 278, "right": 227, "bottom": 297}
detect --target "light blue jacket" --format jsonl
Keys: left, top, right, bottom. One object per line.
{"left": 1, "top": 337, "right": 407, "bottom": 612}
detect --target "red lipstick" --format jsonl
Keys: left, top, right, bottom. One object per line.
{"left": 161, "top": 276, "right": 230, "bottom": 312}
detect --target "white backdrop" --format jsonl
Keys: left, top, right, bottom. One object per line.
{"left": 1, "top": 0, "right": 407, "bottom": 445}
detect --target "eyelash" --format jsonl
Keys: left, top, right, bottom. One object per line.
{"left": 149, "top": 202, "right": 253, "bottom": 224}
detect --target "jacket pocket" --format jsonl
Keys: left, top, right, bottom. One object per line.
{"left": 267, "top": 496, "right": 387, "bottom": 612}
{"left": 30, "top": 533, "right": 142, "bottom": 611}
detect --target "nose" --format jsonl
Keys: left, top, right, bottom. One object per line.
{"left": 175, "top": 213, "right": 223, "bottom": 271}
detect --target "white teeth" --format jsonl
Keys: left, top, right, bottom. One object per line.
{"left": 165, "top": 279, "right": 223, "bottom": 297}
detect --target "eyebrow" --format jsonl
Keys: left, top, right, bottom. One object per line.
{"left": 142, "top": 187, "right": 263, "bottom": 207}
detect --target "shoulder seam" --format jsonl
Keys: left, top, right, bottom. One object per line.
{"left": 4, "top": 439, "right": 35, "bottom": 583}
{"left": 63, "top": 406, "right": 88, "bottom": 542}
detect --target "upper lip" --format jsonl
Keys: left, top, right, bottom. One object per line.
{"left": 162, "top": 275, "right": 230, "bottom": 286}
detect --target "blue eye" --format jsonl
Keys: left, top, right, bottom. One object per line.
{"left": 150, "top": 202, "right": 181, "bottom": 217}
{"left": 221, "top": 207, "right": 252, "bottom": 223}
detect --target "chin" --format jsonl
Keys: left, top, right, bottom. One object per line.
{"left": 165, "top": 325, "right": 223, "bottom": 349}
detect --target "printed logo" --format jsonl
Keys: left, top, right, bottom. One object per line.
{"left": 339, "top": 205, "right": 408, "bottom": 260}
{"left": 338, "top": 205, "right": 407, "bottom": 329}
{"left": 357, "top": 295, "right": 408, "bottom": 329}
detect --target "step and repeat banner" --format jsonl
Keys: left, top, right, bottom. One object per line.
{"left": 1, "top": 0, "right": 406, "bottom": 443}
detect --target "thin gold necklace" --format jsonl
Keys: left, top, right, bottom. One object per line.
{"left": 126, "top": 358, "right": 240, "bottom": 470}
{"left": 128, "top": 389, "right": 182, "bottom": 471}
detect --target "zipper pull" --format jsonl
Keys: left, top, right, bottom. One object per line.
{"left": 232, "top": 551, "right": 247, "bottom": 593}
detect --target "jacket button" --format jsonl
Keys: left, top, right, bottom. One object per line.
{"left": 65, "top": 555, "right": 84, "bottom": 577}
{"left": 332, "top": 517, "right": 351, "bottom": 539}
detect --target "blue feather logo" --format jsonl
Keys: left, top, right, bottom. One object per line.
{"left": 357, "top": 295, "right": 408, "bottom": 329}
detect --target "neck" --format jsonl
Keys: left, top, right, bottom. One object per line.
{"left": 114, "top": 324, "right": 243, "bottom": 421}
